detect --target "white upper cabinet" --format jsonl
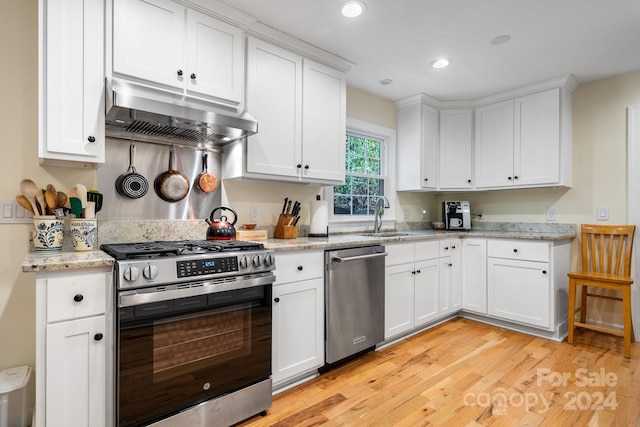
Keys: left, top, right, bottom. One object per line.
{"left": 396, "top": 97, "right": 438, "bottom": 191}
{"left": 474, "top": 100, "right": 514, "bottom": 188}
{"left": 475, "top": 87, "right": 569, "bottom": 189}
{"left": 112, "top": 0, "right": 244, "bottom": 106}
{"left": 396, "top": 77, "right": 575, "bottom": 192}
{"left": 225, "top": 37, "right": 346, "bottom": 185}
{"left": 39, "top": 0, "right": 105, "bottom": 167}
{"left": 439, "top": 109, "right": 473, "bottom": 190}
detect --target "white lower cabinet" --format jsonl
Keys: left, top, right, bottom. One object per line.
{"left": 488, "top": 258, "right": 550, "bottom": 328}
{"left": 272, "top": 251, "right": 324, "bottom": 388}
{"left": 385, "top": 240, "right": 457, "bottom": 340}
{"left": 461, "top": 238, "right": 488, "bottom": 314}
{"left": 35, "top": 267, "right": 112, "bottom": 427}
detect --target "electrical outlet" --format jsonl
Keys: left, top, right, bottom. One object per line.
{"left": 250, "top": 205, "right": 260, "bottom": 222}
{"left": 546, "top": 207, "right": 557, "bottom": 221}
{"left": 402, "top": 207, "right": 410, "bottom": 219}
{"left": 476, "top": 207, "right": 485, "bottom": 218}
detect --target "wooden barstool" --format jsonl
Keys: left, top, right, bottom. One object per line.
{"left": 567, "top": 224, "right": 636, "bottom": 357}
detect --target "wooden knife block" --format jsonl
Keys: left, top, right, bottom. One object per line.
{"left": 274, "top": 214, "right": 298, "bottom": 239}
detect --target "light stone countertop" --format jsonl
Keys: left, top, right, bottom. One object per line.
{"left": 22, "top": 223, "right": 575, "bottom": 273}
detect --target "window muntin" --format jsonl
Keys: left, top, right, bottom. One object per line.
{"left": 333, "top": 133, "right": 385, "bottom": 215}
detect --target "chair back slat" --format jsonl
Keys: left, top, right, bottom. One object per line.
{"left": 581, "top": 224, "right": 635, "bottom": 276}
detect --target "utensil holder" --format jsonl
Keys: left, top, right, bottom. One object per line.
{"left": 274, "top": 214, "right": 298, "bottom": 239}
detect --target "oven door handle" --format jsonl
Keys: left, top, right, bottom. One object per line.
{"left": 119, "top": 274, "right": 275, "bottom": 307}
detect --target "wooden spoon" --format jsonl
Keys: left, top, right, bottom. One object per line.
{"left": 16, "top": 195, "right": 34, "bottom": 214}
{"left": 56, "top": 191, "right": 68, "bottom": 209}
{"left": 44, "top": 189, "right": 57, "bottom": 214}
{"left": 20, "top": 179, "right": 41, "bottom": 215}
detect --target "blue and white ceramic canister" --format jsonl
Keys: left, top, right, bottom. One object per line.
{"left": 32, "top": 216, "right": 64, "bottom": 251}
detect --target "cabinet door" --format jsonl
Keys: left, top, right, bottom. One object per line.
{"left": 449, "top": 239, "right": 463, "bottom": 312}
{"left": 439, "top": 257, "right": 452, "bottom": 315}
{"left": 439, "top": 109, "right": 473, "bottom": 189}
{"left": 301, "top": 59, "right": 346, "bottom": 183}
{"left": 246, "top": 38, "right": 302, "bottom": 178}
{"left": 46, "top": 316, "right": 106, "bottom": 427}
{"left": 474, "top": 100, "right": 514, "bottom": 189}
{"left": 272, "top": 278, "right": 324, "bottom": 385}
{"left": 42, "top": 0, "right": 105, "bottom": 164}
{"left": 185, "top": 9, "right": 243, "bottom": 104}
{"left": 414, "top": 259, "right": 439, "bottom": 327}
{"left": 396, "top": 102, "right": 438, "bottom": 190}
{"left": 462, "top": 238, "right": 487, "bottom": 314}
{"left": 488, "top": 258, "right": 551, "bottom": 329}
{"left": 514, "top": 88, "right": 561, "bottom": 186}
{"left": 113, "top": 0, "right": 185, "bottom": 89}
{"left": 384, "top": 263, "right": 414, "bottom": 339}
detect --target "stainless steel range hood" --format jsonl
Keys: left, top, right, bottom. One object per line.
{"left": 105, "top": 78, "right": 257, "bottom": 146}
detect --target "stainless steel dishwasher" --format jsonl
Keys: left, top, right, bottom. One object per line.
{"left": 325, "top": 245, "right": 387, "bottom": 365}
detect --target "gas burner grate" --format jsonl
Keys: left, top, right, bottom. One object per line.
{"left": 101, "top": 240, "right": 265, "bottom": 260}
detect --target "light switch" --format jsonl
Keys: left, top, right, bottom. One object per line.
{"left": 3, "top": 204, "right": 12, "bottom": 218}
{"left": 597, "top": 206, "right": 609, "bottom": 220}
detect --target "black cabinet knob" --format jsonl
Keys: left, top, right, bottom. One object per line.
{"left": 94, "top": 333, "right": 103, "bottom": 341}
{"left": 542, "top": 270, "right": 547, "bottom": 274}
{"left": 411, "top": 271, "right": 416, "bottom": 275}
{"left": 513, "top": 249, "right": 518, "bottom": 253}
{"left": 508, "top": 176, "right": 512, "bottom": 180}
{"left": 87, "top": 136, "right": 96, "bottom": 143}
{"left": 514, "top": 176, "right": 519, "bottom": 180}
{"left": 444, "top": 246, "right": 449, "bottom": 251}
{"left": 416, "top": 269, "right": 421, "bottom": 274}
{"left": 297, "top": 265, "right": 303, "bottom": 271}
{"left": 448, "top": 263, "right": 453, "bottom": 267}
{"left": 424, "top": 178, "right": 428, "bottom": 182}
{"left": 304, "top": 165, "right": 309, "bottom": 170}
{"left": 467, "top": 179, "right": 471, "bottom": 183}
{"left": 296, "top": 164, "right": 302, "bottom": 169}
{"left": 274, "top": 297, "right": 280, "bottom": 303}
{"left": 451, "top": 245, "right": 456, "bottom": 249}
{"left": 177, "top": 69, "right": 183, "bottom": 76}
{"left": 73, "top": 294, "right": 84, "bottom": 302}
{"left": 190, "top": 73, "right": 196, "bottom": 79}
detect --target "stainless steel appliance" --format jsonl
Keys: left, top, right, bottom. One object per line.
{"left": 101, "top": 240, "right": 275, "bottom": 427}
{"left": 442, "top": 201, "right": 471, "bottom": 230}
{"left": 325, "top": 245, "right": 387, "bottom": 365}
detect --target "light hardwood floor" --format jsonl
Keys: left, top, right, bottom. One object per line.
{"left": 238, "top": 318, "right": 640, "bottom": 427}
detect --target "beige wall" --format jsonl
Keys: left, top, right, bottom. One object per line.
{"left": 2, "top": 0, "right": 640, "bottom": 408}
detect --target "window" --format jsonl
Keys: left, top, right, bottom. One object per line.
{"left": 333, "top": 132, "right": 385, "bottom": 215}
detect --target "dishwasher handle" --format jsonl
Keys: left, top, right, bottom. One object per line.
{"left": 331, "top": 252, "right": 388, "bottom": 263}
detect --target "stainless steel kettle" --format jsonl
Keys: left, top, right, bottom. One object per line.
{"left": 205, "top": 206, "right": 238, "bottom": 240}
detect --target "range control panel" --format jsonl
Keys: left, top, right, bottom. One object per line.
{"left": 177, "top": 256, "right": 239, "bottom": 278}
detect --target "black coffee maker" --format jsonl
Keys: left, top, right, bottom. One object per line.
{"left": 442, "top": 201, "right": 471, "bottom": 230}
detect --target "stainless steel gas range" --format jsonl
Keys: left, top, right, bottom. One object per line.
{"left": 100, "top": 240, "right": 276, "bottom": 427}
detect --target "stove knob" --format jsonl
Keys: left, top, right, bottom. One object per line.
{"left": 239, "top": 257, "right": 249, "bottom": 269}
{"left": 252, "top": 255, "right": 262, "bottom": 267}
{"left": 143, "top": 264, "right": 159, "bottom": 279}
{"left": 123, "top": 266, "right": 140, "bottom": 282}
{"left": 264, "top": 254, "right": 274, "bottom": 267}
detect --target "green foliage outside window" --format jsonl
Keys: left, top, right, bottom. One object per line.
{"left": 334, "top": 134, "right": 385, "bottom": 215}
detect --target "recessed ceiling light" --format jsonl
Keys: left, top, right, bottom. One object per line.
{"left": 432, "top": 58, "right": 452, "bottom": 69}
{"left": 379, "top": 79, "right": 393, "bottom": 85}
{"left": 340, "top": 1, "right": 367, "bottom": 18}
{"left": 491, "top": 34, "right": 511, "bottom": 45}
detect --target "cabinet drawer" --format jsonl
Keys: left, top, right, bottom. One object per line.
{"left": 46, "top": 273, "right": 107, "bottom": 323}
{"left": 275, "top": 250, "right": 323, "bottom": 284}
{"left": 487, "top": 240, "right": 549, "bottom": 262}
{"left": 415, "top": 240, "right": 440, "bottom": 261}
{"left": 385, "top": 242, "right": 415, "bottom": 266}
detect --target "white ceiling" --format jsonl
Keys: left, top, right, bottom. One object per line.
{"left": 215, "top": 0, "right": 640, "bottom": 102}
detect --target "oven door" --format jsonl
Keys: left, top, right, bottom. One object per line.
{"left": 116, "top": 277, "right": 273, "bottom": 427}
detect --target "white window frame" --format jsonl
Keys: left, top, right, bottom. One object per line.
{"left": 324, "top": 117, "right": 397, "bottom": 232}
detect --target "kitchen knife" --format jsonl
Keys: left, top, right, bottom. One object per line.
{"left": 285, "top": 200, "right": 292, "bottom": 214}
{"left": 292, "top": 201, "right": 300, "bottom": 216}
{"left": 282, "top": 197, "right": 288, "bottom": 214}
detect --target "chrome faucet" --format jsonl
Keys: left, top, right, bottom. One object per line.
{"left": 373, "top": 196, "right": 390, "bottom": 233}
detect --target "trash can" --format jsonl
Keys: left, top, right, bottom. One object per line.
{"left": 0, "top": 366, "right": 31, "bottom": 427}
